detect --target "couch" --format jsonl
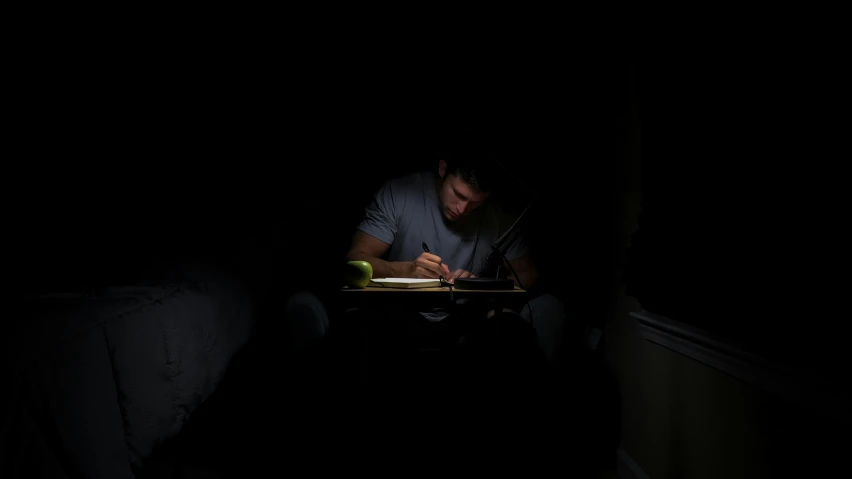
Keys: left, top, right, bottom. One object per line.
{"left": 2, "top": 265, "right": 256, "bottom": 479}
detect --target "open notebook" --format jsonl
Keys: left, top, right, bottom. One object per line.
{"left": 368, "top": 278, "right": 447, "bottom": 289}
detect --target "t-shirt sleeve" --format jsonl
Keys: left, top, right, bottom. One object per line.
{"left": 357, "top": 180, "right": 399, "bottom": 245}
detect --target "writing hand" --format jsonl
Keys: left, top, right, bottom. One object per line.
{"left": 447, "top": 268, "right": 476, "bottom": 284}
{"left": 412, "top": 252, "right": 451, "bottom": 279}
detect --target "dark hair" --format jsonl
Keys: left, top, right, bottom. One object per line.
{"left": 439, "top": 144, "right": 501, "bottom": 194}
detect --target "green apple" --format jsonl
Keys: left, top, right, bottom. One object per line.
{"left": 343, "top": 260, "right": 373, "bottom": 288}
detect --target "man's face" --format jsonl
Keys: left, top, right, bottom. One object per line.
{"left": 437, "top": 160, "right": 489, "bottom": 222}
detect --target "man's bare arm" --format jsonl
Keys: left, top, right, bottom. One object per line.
{"left": 345, "top": 230, "right": 415, "bottom": 278}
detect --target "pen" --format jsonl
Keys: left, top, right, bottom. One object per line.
{"left": 421, "top": 242, "right": 447, "bottom": 283}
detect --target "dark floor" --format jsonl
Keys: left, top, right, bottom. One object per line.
{"left": 136, "top": 315, "right": 621, "bottom": 478}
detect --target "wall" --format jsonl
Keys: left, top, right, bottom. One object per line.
{"left": 607, "top": 295, "right": 846, "bottom": 478}
{"left": 608, "top": 295, "right": 771, "bottom": 478}
{"left": 605, "top": 54, "right": 775, "bottom": 479}
{"left": 604, "top": 56, "right": 845, "bottom": 479}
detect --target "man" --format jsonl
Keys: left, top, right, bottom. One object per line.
{"left": 344, "top": 150, "right": 565, "bottom": 359}
{"left": 346, "top": 152, "right": 536, "bottom": 293}
{"left": 285, "top": 148, "right": 565, "bottom": 368}
{"left": 277, "top": 148, "right": 573, "bottom": 466}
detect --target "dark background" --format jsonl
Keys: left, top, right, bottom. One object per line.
{"left": 10, "top": 44, "right": 632, "bottom": 342}
{"left": 9, "top": 32, "right": 843, "bottom": 380}
{"left": 626, "top": 41, "right": 846, "bottom": 381}
{"left": 6, "top": 21, "right": 848, "bottom": 477}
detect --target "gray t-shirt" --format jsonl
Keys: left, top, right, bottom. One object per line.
{"left": 357, "top": 170, "right": 530, "bottom": 279}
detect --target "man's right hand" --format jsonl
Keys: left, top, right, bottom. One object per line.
{"left": 411, "top": 252, "right": 451, "bottom": 279}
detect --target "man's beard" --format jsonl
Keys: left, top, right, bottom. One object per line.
{"left": 442, "top": 205, "right": 469, "bottom": 227}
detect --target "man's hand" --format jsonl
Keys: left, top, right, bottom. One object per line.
{"left": 411, "top": 252, "right": 451, "bottom": 279}
{"left": 447, "top": 268, "right": 476, "bottom": 283}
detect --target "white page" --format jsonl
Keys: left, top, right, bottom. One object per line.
{"left": 370, "top": 278, "right": 438, "bottom": 283}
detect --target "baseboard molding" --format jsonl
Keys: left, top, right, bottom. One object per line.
{"left": 617, "top": 448, "right": 649, "bottom": 479}
{"left": 631, "top": 310, "right": 850, "bottom": 424}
